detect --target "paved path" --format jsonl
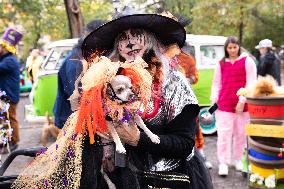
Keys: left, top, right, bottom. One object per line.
{"left": 204, "top": 136, "right": 248, "bottom": 189}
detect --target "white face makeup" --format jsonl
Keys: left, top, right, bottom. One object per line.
{"left": 117, "top": 29, "right": 148, "bottom": 61}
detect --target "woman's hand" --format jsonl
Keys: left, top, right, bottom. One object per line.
{"left": 235, "top": 96, "right": 246, "bottom": 113}
{"left": 235, "top": 101, "right": 245, "bottom": 113}
{"left": 115, "top": 123, "right": 140, "bottom": 146}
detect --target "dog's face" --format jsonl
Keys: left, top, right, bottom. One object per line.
{"left": 107, "top": 75, "right": 136, "bottom": 103}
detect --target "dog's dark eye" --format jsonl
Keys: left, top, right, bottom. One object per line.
{"left": 116, "top": 87, "right": 124, "bottom": 94}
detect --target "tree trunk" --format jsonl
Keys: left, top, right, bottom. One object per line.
{"left": 239, "top": 21, "right": 244, "bottom": 45}
{"left": 238, "top": 0, "right": 244, "bottom": 45}
{"left": 64, "top": 0, "right": 84, "bottom": 38}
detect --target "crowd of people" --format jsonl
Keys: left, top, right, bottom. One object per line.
{"left": 0, "top": 7, "right": 283, "bottom": 189}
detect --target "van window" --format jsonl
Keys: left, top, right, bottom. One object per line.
{"left": 44, "top": 50, "right": 61, "bottom": 70}
{"left": 200, "top": 45, "right": 224, "bottom": 66}
{"left": 55, "top": 50, "right": 72, "bottom": 70}
{"left": 43, "top": 47, "right": 73, "bottom": 70}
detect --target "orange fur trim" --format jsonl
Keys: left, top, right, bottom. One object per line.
{"left": 177, "top": 52, "right": 199, "bottom": 84}
{"left": 120, "top": 68, "right": 141, "bottom": 86}
{"left": 75, "top": 84, "right": 107, "bottom": 142}
{"left": 164, "top": 45, "right": 199, "bottom": 84}
{"left": 195, "top": 124, "right": 204, "bottom": 149}
{"left": 87, "top": 117, "right": 95, "bottom": 144}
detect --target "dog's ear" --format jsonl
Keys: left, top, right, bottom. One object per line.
{"left": 106, "top": 83, "right": 116, "bottom": 101}
{"left": 117, "top": 67, "right": 124, "bottom": 75}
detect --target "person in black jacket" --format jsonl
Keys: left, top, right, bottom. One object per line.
{"left": 256, "top": 39, "right": 281, "bottom": 85}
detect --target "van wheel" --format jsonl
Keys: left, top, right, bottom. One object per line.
{"left": 198, "top": 107, "right": 217, "bottom": 135}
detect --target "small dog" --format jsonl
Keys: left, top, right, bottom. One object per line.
{"left": 244, "top": 75, "right": 284, "bottom": 97}
{"left": 105, "top": 74, "right": 160, "bottom": 154}
{"left": 40, "top": 112, "right": 60, "bottom": 146}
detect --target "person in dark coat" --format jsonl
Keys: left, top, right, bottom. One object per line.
{"left": 53, "top": 20, "right": 105, "bottom": 129}
{"left": 256, "top": 39, "right": 281, "bottom": 85}
{"left": 0, "top": 28, "right": 23, "bottom": 152}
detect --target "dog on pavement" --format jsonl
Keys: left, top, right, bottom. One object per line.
{"left": 40, "top": 112, "right": 60, "bottom": 146}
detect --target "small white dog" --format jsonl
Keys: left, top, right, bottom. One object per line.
{"left": 105, "top": 74, "right": 160, "bottom": 153}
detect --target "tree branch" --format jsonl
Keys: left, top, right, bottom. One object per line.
{"left": 251, "top": 7, "right": 269, "bottom": 24}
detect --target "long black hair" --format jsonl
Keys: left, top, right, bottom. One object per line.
{"left": 222, "top": 36, "right": 241, "bottom": 61}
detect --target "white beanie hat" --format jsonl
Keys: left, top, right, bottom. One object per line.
{"left": 255, "top": 39, "right": 272, "bottom": 49}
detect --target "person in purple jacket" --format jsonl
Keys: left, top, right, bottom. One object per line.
{"left": 0, "top": 28, "right": 23, "bottom": 152}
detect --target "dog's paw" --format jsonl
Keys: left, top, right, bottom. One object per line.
{"left": 116, "top": 145, "right": 126, "bottom": 154}
{"left": 150, "top": 134, "right": 160, "bottom": 144}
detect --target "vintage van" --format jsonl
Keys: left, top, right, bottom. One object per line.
{"left": 25, "top": 38, "right": 79, "bottom": 123}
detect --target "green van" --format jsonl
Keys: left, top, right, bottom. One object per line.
{"left": 25, "top": 38, "right": 79, "bottom": 123}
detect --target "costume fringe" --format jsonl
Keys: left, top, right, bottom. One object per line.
{"left": 12, "top": 112, "right": 84, "bottom": 189}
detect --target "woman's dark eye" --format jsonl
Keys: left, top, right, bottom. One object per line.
{"left": 119, "top": 33, "right": 127, "bottom": 41}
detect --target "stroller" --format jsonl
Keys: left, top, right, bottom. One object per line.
{"left": 0, "top": 147, "right": 43, "bottom": 189}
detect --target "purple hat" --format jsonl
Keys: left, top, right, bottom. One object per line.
{"left": 0, "top": 28, "right": 23, "bottom": 54}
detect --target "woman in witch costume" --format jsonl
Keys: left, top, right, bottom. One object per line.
{"left": 12, "top": 9, "right": 213, "bottom": 189}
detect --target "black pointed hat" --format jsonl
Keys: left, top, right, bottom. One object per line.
{"left": 82, "top": 7, "right": 186, "bottom": 59}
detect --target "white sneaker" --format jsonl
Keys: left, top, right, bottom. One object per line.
{"left": 234, "top": 160, "right": 243, "bottom": 172}
{"left": 205, "top": 161, "right": 213, "bottom": 169}
{"left": 218, "top": 164, "right": 228, "bottom": 176}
